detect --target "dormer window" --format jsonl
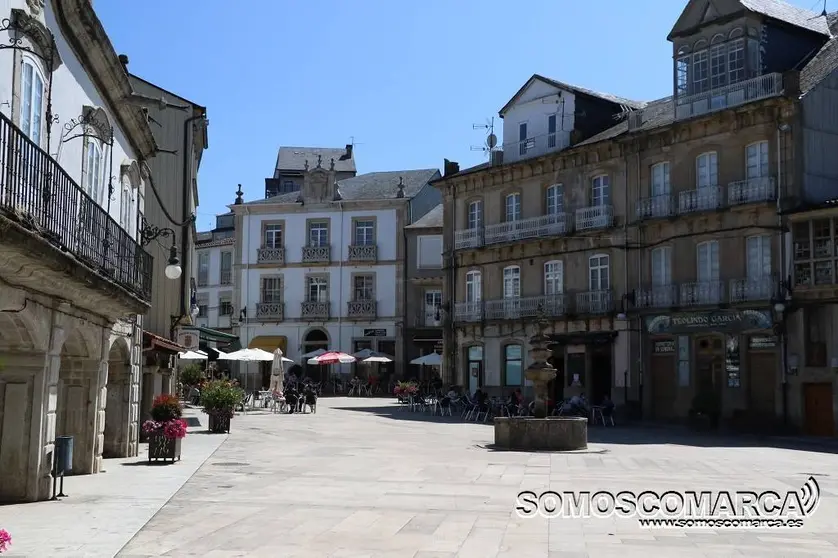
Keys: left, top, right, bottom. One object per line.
{"left": 674, "top": 27, "right": 755, "bottom": 99}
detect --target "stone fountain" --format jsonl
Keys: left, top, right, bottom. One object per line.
{"left": 493, "top": 316, "right": 588, "bottom": 451}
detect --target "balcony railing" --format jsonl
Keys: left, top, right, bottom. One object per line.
{"left": 680, "top": 281, "right": 725, "bottom": 306}
{"left": 220, "top": 269, "right": 232, "bottom": 285}
{"left": 635, "top": 284, "right": 678, "bottom": 308}
{"left": 575, "top": 205, "right": 613, "bottom": 231}
{"left": 729, "top": 276, "right": 775, "bottom": 302}
{"left": 347, "top": 299, "right": 377, "bottom": 319}
{"left": 197, "top": 276, "right": 208, "bottom": 287}
{"left": 0, "top": 112, "right": 152, "bottom": 300}
{"left": 257, "top": 246, "right": 285, "bottom": 264}
{"left": 636, "top": 195, "right": 675, "bottom": 220}
{"left": 576, "top": 290, "right": 613, "bottom": 314}
{"left": 484, "top": 213, "right": 570, "bottom": 245}
{"left": 302, "top": 245, "right": 330, "bottom": 264}
{"left": 256, "top": 301, "right": 284, "bottom": 321}
{"left": 484, "top": 294, "right": 567, "bottom": 320}
{"left": 678, "top": 186, "right": 723, "bottom": 214}
{"left": 504, "top": 130, "right": 571, "bottom": 163}
{"left": 454, "top": 228, "right": 483, "bottom": 250}
{"left": 301, "top": 301, "right": 330, "bottom": 319}
{"left": 453, "top": 301, "right": 483, "bottom": 322}
{"left": 348, "top": 244, "right": 377, "bottom": 262}
{"left": 674, "top": 73, "right": 784, "bottom": 121}
{"left": 728, "top": 177, "right": 776, "bottom": 206}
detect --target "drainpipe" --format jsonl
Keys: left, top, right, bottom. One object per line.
{"left": 777, "top": 123, "right": 789, "bottom": 427}
{"left": 447, "top": 186, "right": 457, "bottom": 386}
{"left": 180, "top": 112, "right": 205, "bottom": 322}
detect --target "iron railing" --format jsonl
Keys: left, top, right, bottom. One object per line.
{"left": 0, "top": 112, "right": 152, "bottom": 300}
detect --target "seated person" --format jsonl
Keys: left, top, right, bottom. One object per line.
{"left": 601, "top": 395, "right": 615, "bottom": 415}
{"left": 569, "top": 393, "right": 588, "bottom": 415}
{"left": 284, "top": 388, "right": 299, "bottom": 414}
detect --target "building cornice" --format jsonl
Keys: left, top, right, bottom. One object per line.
{"left": 230, "top": 198, "right": 407, "bottom": 215}
{"left": 51, "top": 0, "right": 157, "bottom": 158}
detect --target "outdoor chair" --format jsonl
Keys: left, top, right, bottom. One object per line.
{"left": 437, "top": 396, "right": 453, "bottom": 416}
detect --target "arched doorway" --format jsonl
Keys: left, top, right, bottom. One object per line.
{"left": 103, "top": 338, "right": 131, "bottom": 459}
{"left": 302, "top": 328, "right": 329, "bottom": 383}
{"left": 57, "top": 328, "right": 97, "bottom": 475}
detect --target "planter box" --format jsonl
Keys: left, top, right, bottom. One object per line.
{"left": 208, "top": 413, "right": 231, "bottom": 434}
{"left": 148, "top": 434, "right": 182, "bottom": 463}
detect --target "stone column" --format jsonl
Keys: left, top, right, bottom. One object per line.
{"left": 32, "top": 311, "right": 65, "bottom": 501}
{"left": 524, "top": 320, "right": 556, "bottom": 419}
{"left": 128, "top": 323, "right": 142, "bottom": 457}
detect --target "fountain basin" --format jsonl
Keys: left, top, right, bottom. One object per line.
{"left": 493, "top": 416, "right": 588, "bottom": 451}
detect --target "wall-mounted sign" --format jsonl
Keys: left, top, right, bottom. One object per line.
{"left": 176, "top": 327, "right": 199, "bottom": 350}
{"left": 652, "top": 340, "right": 675, "bottom": 354}
{"left": 749, "top": 335, "right": 777, "bottom": 349}
{"left": 364, "top": 328, "right": 387, "bottom": 337}
{"left": 645, "top": 310, "right": 772, "bottom": 335}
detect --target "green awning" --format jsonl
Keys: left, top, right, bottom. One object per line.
{"left": 197, "top": 327, "right": 239, "bottom": 342}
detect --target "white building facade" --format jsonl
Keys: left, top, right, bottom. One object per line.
{"left": 231, "top": 160, "right": 441, "bottom": 384}
{"left": 0, "top": 0, "right": 157, "bottom": 502}
{"left": 195, "top": 211, "right": 236, "bottom": 334}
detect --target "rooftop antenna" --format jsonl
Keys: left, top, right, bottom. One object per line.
{"left": 470, "top": 117, "right": 498, "bottom": 159}
{"left": 823, "top": 0, "right": 827, "bottom": 17}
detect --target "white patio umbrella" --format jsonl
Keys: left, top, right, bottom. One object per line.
{"left": 299, "top": 347, "right": 327, "bottom": 362}
{"left": 363, "top": 355, "right": 393, "bottom": 363}
{"left": 353, "top": 348, "right": 393, "bottom": 363}
{"left": 178, "top": 350, "right": 207, "bottom": 360}
{"left": 410, "top": 352, "right": 442, "bottom": 366}
{"left": 218, "top": 348, "right": 275, "bottom": 361}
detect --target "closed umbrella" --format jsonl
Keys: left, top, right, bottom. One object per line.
{"left": 270, "top": 348, "right": 288, "bottom": 392}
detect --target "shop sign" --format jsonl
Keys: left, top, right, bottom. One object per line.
{"left": 645, "top": 310, "right": 772, "bottom": 335}
{"left": 364, "top": 328, "right": 387, "bottom": 337}
{"left": 652, "top": 340, "right": 675, "bottom": 354}
{"left": 176, "top": 327, "right": 199, "bottom": 350}
{"left": 749, "top": 335, "right": 778, "bottom": 349}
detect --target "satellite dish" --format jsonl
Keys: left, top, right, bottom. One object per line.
{"left": 486, "top": 133, "right": 497, "bottom": 149}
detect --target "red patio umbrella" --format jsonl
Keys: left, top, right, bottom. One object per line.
{"left": 307, "top": 351, "right": 356, "bottom": 365}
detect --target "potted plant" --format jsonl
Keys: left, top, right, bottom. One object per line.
{"left": 143, "top": 394, "right": 187, "bottom": 463}
{"left": 200, "top": 379, "right": 243, "bottom": 433}
{"left": 0, "top": 529, "right": 11, "bottom": 554}
{"left": 180, "top": 363, "right": 204, "bottom": 388}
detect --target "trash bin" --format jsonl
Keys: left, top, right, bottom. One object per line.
{"left": 54, "top": 436, "right": 73, "bottom": 475}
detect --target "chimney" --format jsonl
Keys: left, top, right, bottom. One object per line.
{"left": 396, "top": 176, "right": 405, "bottom": 198}
{"left": 343, "top": 143, "right": 353, "bottom": 160}
{"left": 782, "top": 70, "right": 801, "bottom": 98}
{"left": 118, "top": 54, "right": 129, "bottom": 69}
{"left": 234, "top": 184, "right": 243, "bottom": 205}
{"left": 443, "top": 159, "right": 460, "bottom": 177}
{"left": 490, "top": 151, "right": 503, "bottom": 166}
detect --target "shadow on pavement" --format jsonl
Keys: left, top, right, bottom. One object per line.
{"left": 333, "top": 404, "right": 838, "bottom": 455}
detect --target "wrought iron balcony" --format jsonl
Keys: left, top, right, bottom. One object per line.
{"left": 0, "top": 112, "right": 152, "bottom": 300}
{"left": 576, "top": 290, "right": 613, "bottom": 314}
{"left": 256, "top": 301, "right": 284, "bottom": 321}
{"left": 484, "top": 294, "right": 567, "bottom": 320}
{"left": 483, "top": 213, "right": 570, "bottom": 245}
{"left": 729, "top": 276, "right": 775, "bottom": 303}
{"left": 728, "top": 177, "right": 776, "bottom": 206}
{"left": 301, "top": 301, "right": 330, "bottom": 319}
{"left": 420, "top": 306, "right": 442, "bottom": 327}
{"left": 635, "top": 284, "right": 678, "bottom": 308}
{"left": 348, "top": 244, "right": 377, "bottom": 262}
{"left": 220, "top": 269, "right": 232, "bottom": 285}
{"left": 257, "top": 246, "right": 285, "bottom": 264}
{"left": 453, "top": 301, "right": 483, "bottom": 322}
{"left": 575, "top": 205, "right": 613, "bottom": 231}
{"left": 673, "top": 73, "right": 783, "bottom": 121}
{"left": 347, "top": 299, "right": 377, "bottom": 319}
{"left": 302, "top": 245, "right": 331, "bottom": 264}
{"left": 197, "top": 276, "right": 208, "bottom": 287}
{"left": 454, "top": 228, "right": 483, "bottom": 250}
{"left": 678, "top": 186, "right": 723, "bottom": 214}
{"left": 636, "top": 195, "right": 675, "bottom": 220}
{"left": 679, "top": 281, "right": 725, "bottom": 306}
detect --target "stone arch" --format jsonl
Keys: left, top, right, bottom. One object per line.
{"left": 303, "top": 328, "right": 329, "bottom": 345}
{"left": 103, "top": 336, "right": 131, "bottom": 459}
{"left": 302, "top": 328, "right": 329, "bottom": 383}
{"left": 56, "top": 325, "right": 98, "bottom": 475}
{"left": 0, "top": 312, "right": 37, "bottom": 351}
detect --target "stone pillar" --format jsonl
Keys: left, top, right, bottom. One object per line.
{"left": 92, "top": 327, "right": 110, "bottom": 473}
{"left": 32, "top": 313, "right": 65, "bottom": 501}
{"left": 128, "top": 324, "right": 141, "bottom": 457}
{"left": 524, "top": 321, "right": 557, "bottom": 419}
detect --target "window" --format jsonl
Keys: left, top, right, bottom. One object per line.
{"left": 264, "top": 223, "right": 283, "bottom": 248}
{"left": 651, "top": 162, "right": 670, "bottom": 196}
{"left": 518, "top": 122, "right": 528, "bottom": 156}
{"left": 306, "top": 276, "right": 329, "bottom": 302}
{"left": 219, "top": 298, "right": 233, "bottom": 316}
{"left": 353, "top": 275, "right": 374, "bottom": 301}
{"left": 283, "top": 180, "right": 295, "bottom": 193}
{"left": 503, "top": 344, "right": 523, "bottom": 386}
{"left": 710, "top": 43, "right": 727, "bottom": 89}
{"left": 589, "top": 254, "right": 610, "bottom": 291}
{"left": 651, "top": 246, "right": 672, "bottom": 286}
{"left": 697, "top": 240, "right": 720, "bottom": 282}
{"left": 692, "top": 49, "right": 709, "bottom": 94}
{"left": 728, "top": 38, "right": 745, "bottom": 84}
{"left": 792, "top": 219, "right": 838, "bottom": 286}
{"left": 505, "top": 193, "right": 521, "bottom": 222}
{"left": 261, "top": 276, "right": 282, "bottom": 302}
{"left": 746, "top": 235, "right": 771, "bottom": 278}
{"left": 547, "top": 114, "right": 557, "bottom": 148}
{"left": 197, "top": 295, "right": 208, "bottom": 318}
{"left": 354, "top": 219, "right": 375, "bottom": 245}
{"left": 465, "top": 270, "right": 482, "bottom": 302}
{"left": 119, "top": 183, "right": 131, "bottom": 230}
{"left": 467, "top": 200, "right": 482, "bottom": 229}
{"left": 503, "top": 266, "right": 520, "bottom": 299}
{"left": 805, "top": 307, "right": 827, "bottom": 367}
{"left": 676, "top": 55, "right": 690, "bottom": 96}
{"left": 20, "top": 59, "right": 44, "bottom": 145}
{"left": 424, "top": 290, "right": 442, "bottom": 310}
{"left": 544, "top": 261, "right": 563, "bottom": 294}
{"left": 85, "top": 141, "right": 103, "bottom": 204}
{"left": 546, "top": 184, "right": 563, "bottom": 215}
{"left": 197, "top": 252, "right": 209, "bottom": 286}
{"left": 591, "top": 175, "right": 610, "bottom": 206}
{"left": 746, "top": 141, "right": 769, "bottom": 179}
{"left": 308, "top": 222, "right": 329, "bottom": 247}
{"left": 417, "top": 234, "right": 443, "bottom": 268}
{"left": 696, "top": 152, "right": 718, "bottom": 188}
{"left": 220, "top": 251, "right": 232, "bottom": 285}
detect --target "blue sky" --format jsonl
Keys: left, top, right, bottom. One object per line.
{"left": 96, "top": 0, "right": 828, "bottom": 230}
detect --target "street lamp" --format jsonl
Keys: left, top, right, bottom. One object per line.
{"left": 140, "top": 220, "right": 183, "bottom": 280}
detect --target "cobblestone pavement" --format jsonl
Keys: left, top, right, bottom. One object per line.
{"left": 110, "top": 398, "right": 838, "bottom": 558}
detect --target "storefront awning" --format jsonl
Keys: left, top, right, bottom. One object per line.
{"left": 197, "top": 326, "right": 239, "bottom": 343}
{"left": 143, "top": 331, "right": 188, "bottom": 354}
{"left": 248, "top": 336, "right": 287, "bottom": 353}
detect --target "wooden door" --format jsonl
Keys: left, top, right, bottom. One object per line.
{"left": 748, "top": 352, "right": 776, "bottom": 418}
{"left": 651, "top": 356, "right": 677, "bottom": 419}
{"left": 803, "top": 383, "right": 835, "bottom": 437}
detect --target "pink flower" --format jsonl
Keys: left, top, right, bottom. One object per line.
{"left": 0, "top": 529, "right": 11, "bottom": 553}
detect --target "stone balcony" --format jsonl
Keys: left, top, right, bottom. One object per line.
{"left": 729, "top": 276, "right": 775, "bottom": 303}
{"left": 575, "top": 205, "right": 613, "bottom": 231}
{"left": 257, "top": 246, "right": 285, "bottom": 264}
{"left": 348, "top": 244, "right": 377, "bottom": 262}
{"left": 453, "top": 301, "right": 483, "bottom": 322}
{"left": 347, "top": 300, "right": 377, "bottom": 319}
{"left": 636, "top": 194, "right": 675, "bottom": 221}
{"left": 678, "top": 186, "right": 724, "bottom": 214}
{"left": 728, "top": 177, "right": 776, "bottom": 206}
{"left": 635, "top": 284, "right": 678, "bottom": 308}
{"left": 302, "top": 245, "right": 331, "bottom": 264}
{"left": 680, "top": 281, "right": 725, "bottom": 306}
{"left": 575, "top": 290, "right": 614, "bottom": 314}
{"left": 484, "top": 294, "right": 567, "bottom": 320}
{"left": 483, "top": 213, "right": 570, "bottom": 245}
{"left": 255, "top": 301, "right": 284, "bottom": 321}
{"left": 454, "top": 228, "right": 483, "bottom": 250}
{"left": 301, "top": 301, "right": 330, "bottom": 319}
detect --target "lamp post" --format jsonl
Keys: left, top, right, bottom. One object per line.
{"left": 139, "top": 220, "right": 183, "bottom": 281}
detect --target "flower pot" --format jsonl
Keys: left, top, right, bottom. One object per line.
{"left": 147, "top": 433, "right": 182, "bottom": 463}
{"left": 208, "top": 413, "right": 231, "bottom": 434}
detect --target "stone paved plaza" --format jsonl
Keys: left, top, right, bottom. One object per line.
{"left": 4, "top": 398, "right": 838, "bottom": 557}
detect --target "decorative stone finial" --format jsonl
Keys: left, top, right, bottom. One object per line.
{"left": 304, "top": 159, "right": 309, "bottom": 171}
{"left": 316, "top": 154, "right": 322, "bottom": 168}
{"left": 396, "top": 176, "right": 405, "bottom": 198}
{"left": 330, "top": 157, "right": 335, "bottom": 171}
{"left": 234, "top": 184, "right": 243, "bottom": 205}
